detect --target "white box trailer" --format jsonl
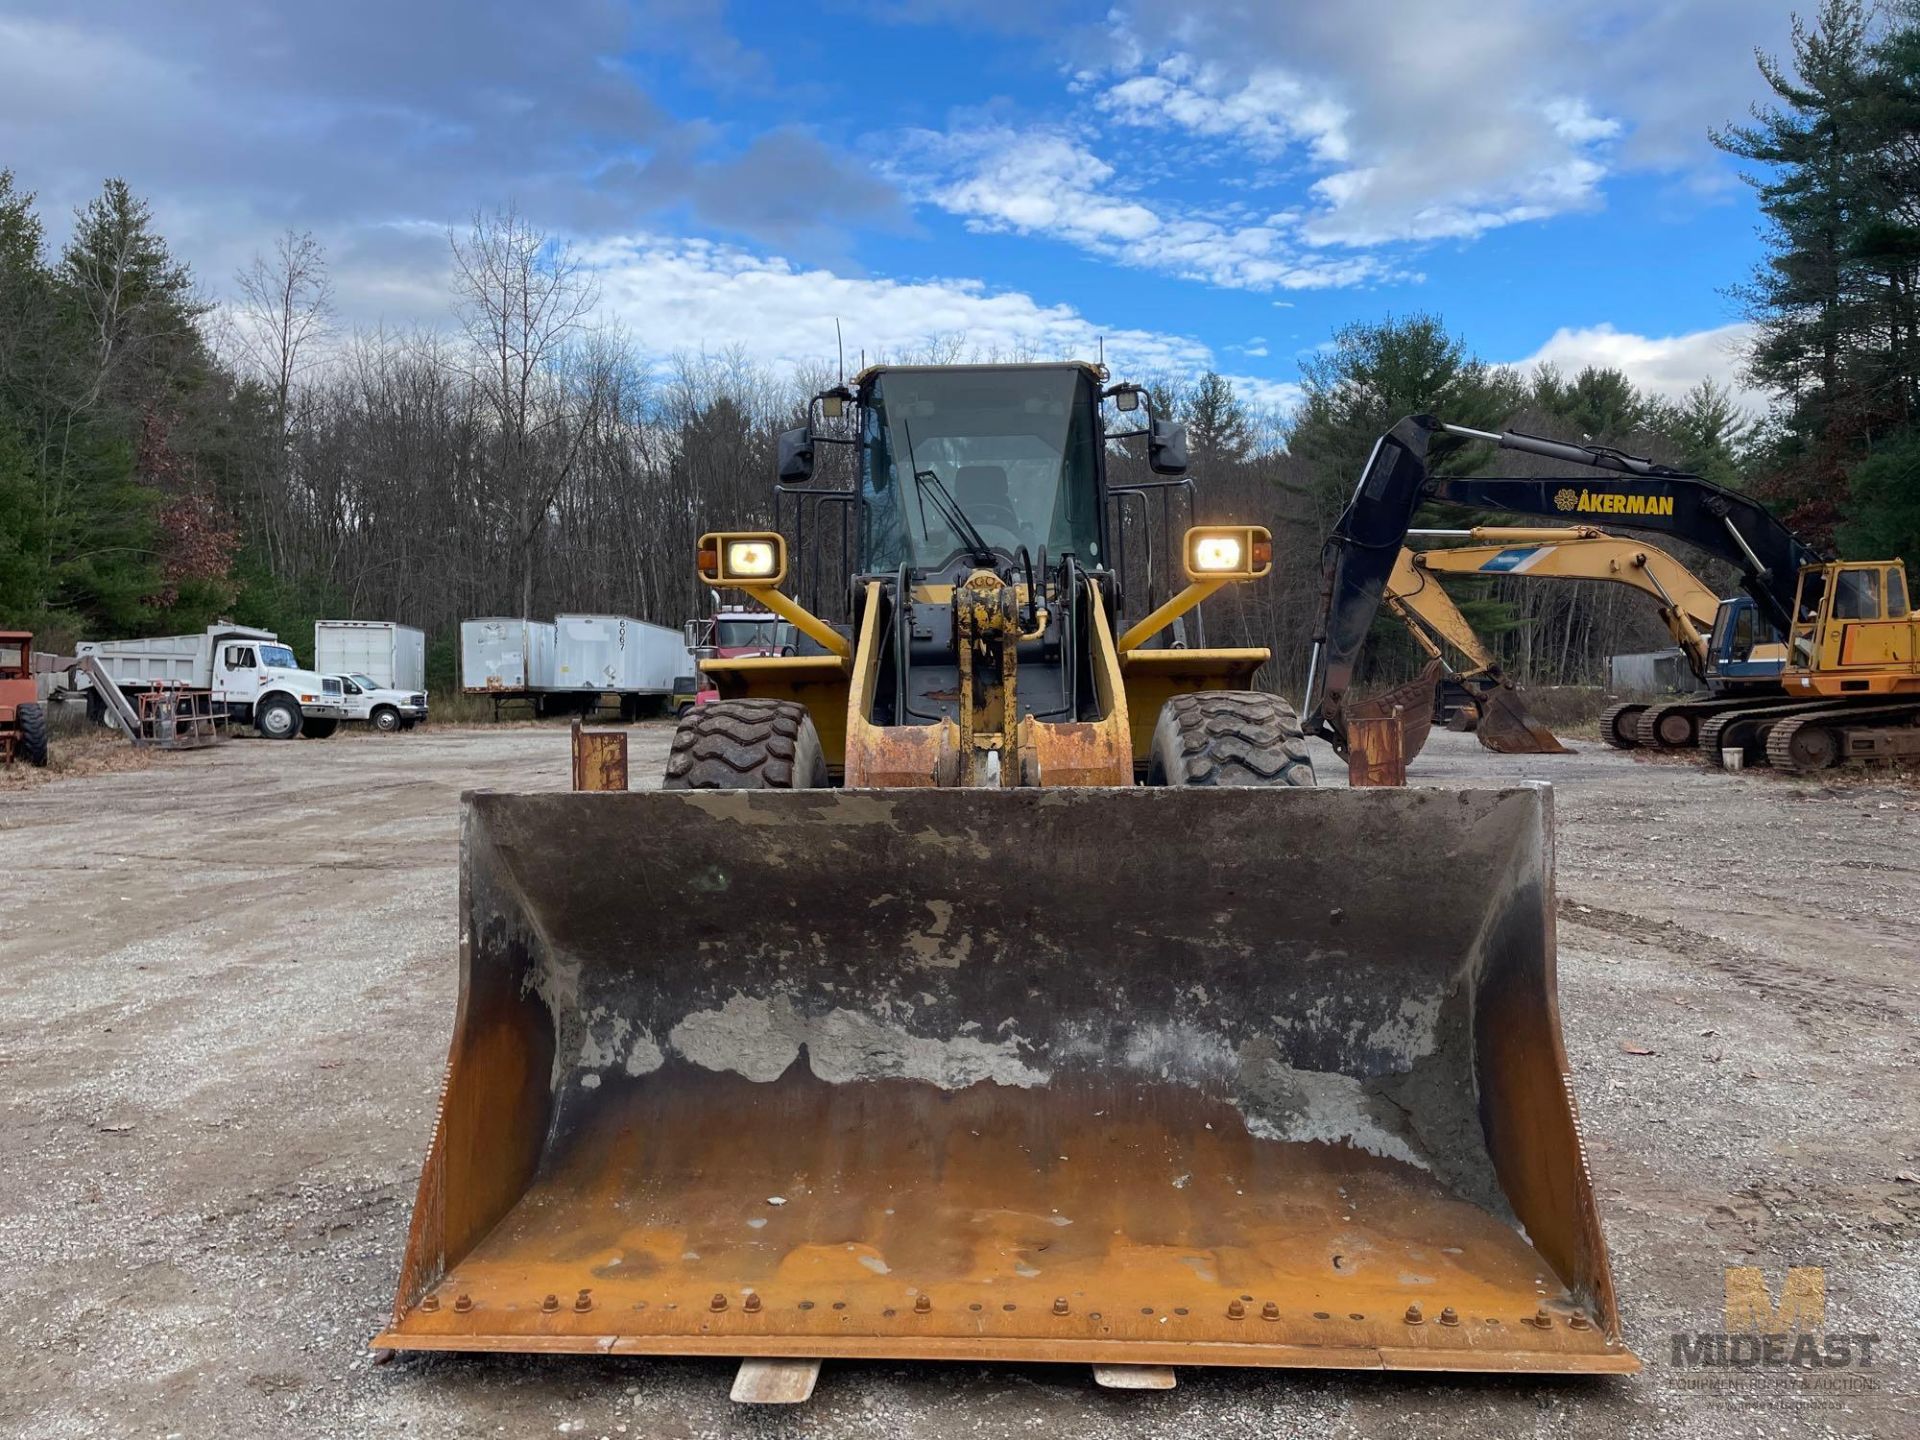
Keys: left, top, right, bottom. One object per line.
{"left": 461, "top": 619, "right": 557, "bottom": 693}
{"left": 553, "top": 614, "right": 686, "bottom": 694}
{"left": 314, "top": 621, "right": 427, "bottom": 692}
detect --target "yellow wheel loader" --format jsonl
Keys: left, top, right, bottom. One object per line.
{"left": 377, "top": 367, "right": 1636, "bottom": 1391}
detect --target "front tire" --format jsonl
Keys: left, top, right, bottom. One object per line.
{"left": 1147, "top": 691, "right": 1316, "bottom": 788}
{"left": 256, "top": 697, "right": 303, "bottom": 740}
{"left": 370, "top": 705, "right": 401, "bottom": 733}
{"left": 303, "top": 718, "right": 338, "bottom": 739}
{"left": 663, "top": 699, "right": 828, "bottom": 789}
{"left": 18, "top": 702, "right": 48, "bottom": 766}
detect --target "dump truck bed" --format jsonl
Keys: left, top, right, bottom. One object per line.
{"left": 378, "top": 786, "right": 1634, "bottom": 1374}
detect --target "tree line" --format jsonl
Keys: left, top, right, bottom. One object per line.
{"left": 1, "top": 0, "right": 1914, "bottom": 699}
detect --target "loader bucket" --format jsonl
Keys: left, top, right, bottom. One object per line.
{"left": 376, "top": 785, "right": 1635, "bottom": 1376}
{"left": 1472, "top": 685, "right": 1573, "bottom": 755}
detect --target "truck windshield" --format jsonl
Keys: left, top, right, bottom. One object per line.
{"left": 260, "top": 644, "right": 297, "bottom": 669}
{"left": 352, "top": 673, "right": 380, "bottom": 691}
{"left": 860, "top": 368, "right": 1102, "bottom": 572}
{"left": 715, "top": 619, "right": 785, "bottom": 649}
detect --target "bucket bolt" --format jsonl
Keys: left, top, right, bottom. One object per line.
{"left": 1439, "top": 1307, "right": 1460, "bottom": 1327}
{"left": 419, "top": 1295, "right": 440, "bottom": 1313}
{"left": 1052, "top": 1297, "right": 1070, "bottom": 1316}
{"left": 541, "top": 1294, "right": 560, "bottom": 1314}
{"left": 709, "top": 1293, "right": 728, "bottom": 1312}
{"left": 1226, "top": 1300, "right": 1246, "bottom": 1320}
{"left": 452, "top": 1294, "right": 473, "bottom": 1314}
{"left": 743, "top": 1293, "right": 763, "bottom": 1314}
{"left": 1568, "top": 1312, "right": 1592, "bottom": 1331}
{"left": 1531, "top": 1306, "right": 1553, "bottom": 1329}
{"left": 1261, "top": 1302, "right": 1280, "bottom": 1322}
{"left": 1404, "top": 1303, "right": 1423, "bottom": 1325}
{"left": 573, "top": 1289, "right": 593, "bottom": 1313}
{"left": 914, "top": 1294, "right": 931, "bottom": 1314}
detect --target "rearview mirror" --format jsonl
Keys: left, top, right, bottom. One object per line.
{"left": 1149, "top": 417, "right": 1190, "bottom": 475}
{"left": 1115, "top": 387, "right": 1140, "bottom": 412}
{"left": 776, "top": 426, "right": 814, "bottom": 485}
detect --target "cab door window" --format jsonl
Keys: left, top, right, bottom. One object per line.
{"left": 223, "top": 645, "right": 256, "bottom": 669}
{"left": 1831, "top": 569, "right": 1883, "bottom": 621}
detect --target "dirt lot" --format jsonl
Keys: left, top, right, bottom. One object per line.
{"left": 0, "top": 725, "right": 1914, "bottom": 1439}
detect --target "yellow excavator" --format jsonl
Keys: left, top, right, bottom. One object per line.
{"left": 376, "top": 370, "right": 1635, "bottom": 1395}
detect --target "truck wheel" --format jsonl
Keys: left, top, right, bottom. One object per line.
{"left": 256, "top": 697, "right": 303, "bottom": 740}
{"left": 371, "top": 706, "right": 401, "bottom": 733}
{"left": 17, "top": 702, "right": 49, "bottom": 767}
{"left": 1147, "top": 691, "right": 1316, "bottom": 788}
{"left": 663, "top": 699, "right": 827, "bottom": 789}
{"left": 303, "top": 718, "right": 339, "bottom": 739}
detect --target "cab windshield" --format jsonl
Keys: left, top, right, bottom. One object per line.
{"left": 859, "top": 368, "right": 1102, "bottom": 572}
{"left": 351, "top": 673, "right": 380, "bottom": 691}
{"left": 260, "top": 644, "right": 297, "bottom": 669}
{"left": 715, "top": 619, "right": 789, "bottom": 649}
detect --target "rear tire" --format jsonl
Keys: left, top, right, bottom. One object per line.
{"left": 371, "top": 705, "right": 401, "bottom": 733}
{"left": 256, "top": 697, "right": 302, "bottom": 740}
{"left": 663, "top": 699, "right": 828, "bottom": 789}
{"left": 18, "top": 702, "right": 48, "bottom": 766}
{"left": 1147, "top": 691, "right": 1315, "bottom": 788}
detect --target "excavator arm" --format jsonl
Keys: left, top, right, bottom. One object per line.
{"left": 1381, "top": 549, "right": 1570, "bottom": 753}
{"left": 1405, "top": 526, "right": 1723, "bottom": 679}
{"left": 1305, "top": 415, "right": 1826, "bottom": 748}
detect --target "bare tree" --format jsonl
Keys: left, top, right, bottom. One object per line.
{"left": 229, "top": 229, "right": 334, "bottom": 571}
{"left": 450, "top": 206, "right": 599, "bottom": 617}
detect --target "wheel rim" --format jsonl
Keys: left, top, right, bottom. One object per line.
{"left": 1787, "top": 725, "right": 1837, "bottom": 770}
{"left": 376, "top": 712, "right": 397, "bottom": 731}
{"left": 262, "top": 707, "right": 293, "bottom": 737}
{"left": 1655, "top": 711, "right": 1695, "bottom": 747}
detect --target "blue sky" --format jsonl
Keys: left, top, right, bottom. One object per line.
{"left": 0, "top": 0, "right": 1799, "bottom": 413}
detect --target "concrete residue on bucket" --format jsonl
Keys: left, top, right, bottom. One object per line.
{"left": 585, "top": 991, "right": 1058, "bottom": 1090}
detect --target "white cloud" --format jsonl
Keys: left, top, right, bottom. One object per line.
{"left": 1066, "top": 1, "right": 1793, "bottom": 249}
{"left": 1221, "top": 373, "right": 1305, "bottom": 415}
{"left": 903, "top": 126, "right": 1401, "bottom": 291}
{"left": 575, "top": 232, "right": 1217, "bottom": 378}
{"left": 1510, "top": 322, "right": 1762, "bottom": 409}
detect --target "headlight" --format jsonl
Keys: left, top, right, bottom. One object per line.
{"left": 1183, "top": 525, "right": 1271, "bottom": 580}
{"left": 726, "top": 540, "right": 778, "bottom": 577}
{"left": 698, "top": 531, "right": 787, "bottom": 585}
{"left": 1190, "top": 534, "right": 1243, "bottom": 573}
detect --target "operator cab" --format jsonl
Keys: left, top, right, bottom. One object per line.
{"left": 855, "top": 365, "right": 1107, "bottom": 579}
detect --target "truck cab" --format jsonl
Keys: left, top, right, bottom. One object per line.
{"left": 1703, "top": 596, "right": 1789, "bottom": 688}
{"left": 209, "top": 635, "right": 348, "bottom": 738}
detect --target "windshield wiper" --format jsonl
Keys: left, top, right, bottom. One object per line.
{"left": 902, "top": 421, "right": 997, "bottom": 567}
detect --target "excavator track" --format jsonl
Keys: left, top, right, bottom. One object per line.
{"left": 1763, "top": 702, "right": 1920, "bottom": 772}
{"left": 1696, "top": 699, "right": 1834, "bottom": 767}
{"left": 1599, "top": 702, "right": 1646, "bottom": 749}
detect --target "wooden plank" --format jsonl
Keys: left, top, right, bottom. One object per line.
{"left": 1092, "top": 1364, "right": 1176, "bottom": 1390}
{"left": 730, "top": 1357, "right": 821, "bottom": 1404}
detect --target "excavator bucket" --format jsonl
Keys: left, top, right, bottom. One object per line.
{"left": 1340, "top": 659, "right": 1440, "bottom": 764}
{"left": 1471, "top": 686, "right": 1573, "bottom": 755}
{"left": 376, "top": 785, "right": 1635, "bottom": 1377}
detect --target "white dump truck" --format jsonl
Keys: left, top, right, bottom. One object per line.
{"left": 314, "top": 620, "right": 427, "bottom": 692}
{"left": 75, "top": 624, "right": 348, "bottom": 739}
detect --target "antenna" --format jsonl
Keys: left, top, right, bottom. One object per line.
{"left": 835, "top": 318, "right": 845, "bottom": 385}
{"left": 1098, "top": 335, "right": 1105, "bottom": 370}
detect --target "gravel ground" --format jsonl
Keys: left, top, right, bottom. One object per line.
{"left": 0, "top": 723, "right": 1913, "bottom": 1439}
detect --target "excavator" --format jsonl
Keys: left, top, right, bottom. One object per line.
{"left": 1391, "top": 525, "right": 1787, "bottom": 750}
{"left": 1307, "top": 415, "right": 1919, "bottom": 772}
{"left": 375, "top": 365, "right": 1636, "bottom": 1395}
